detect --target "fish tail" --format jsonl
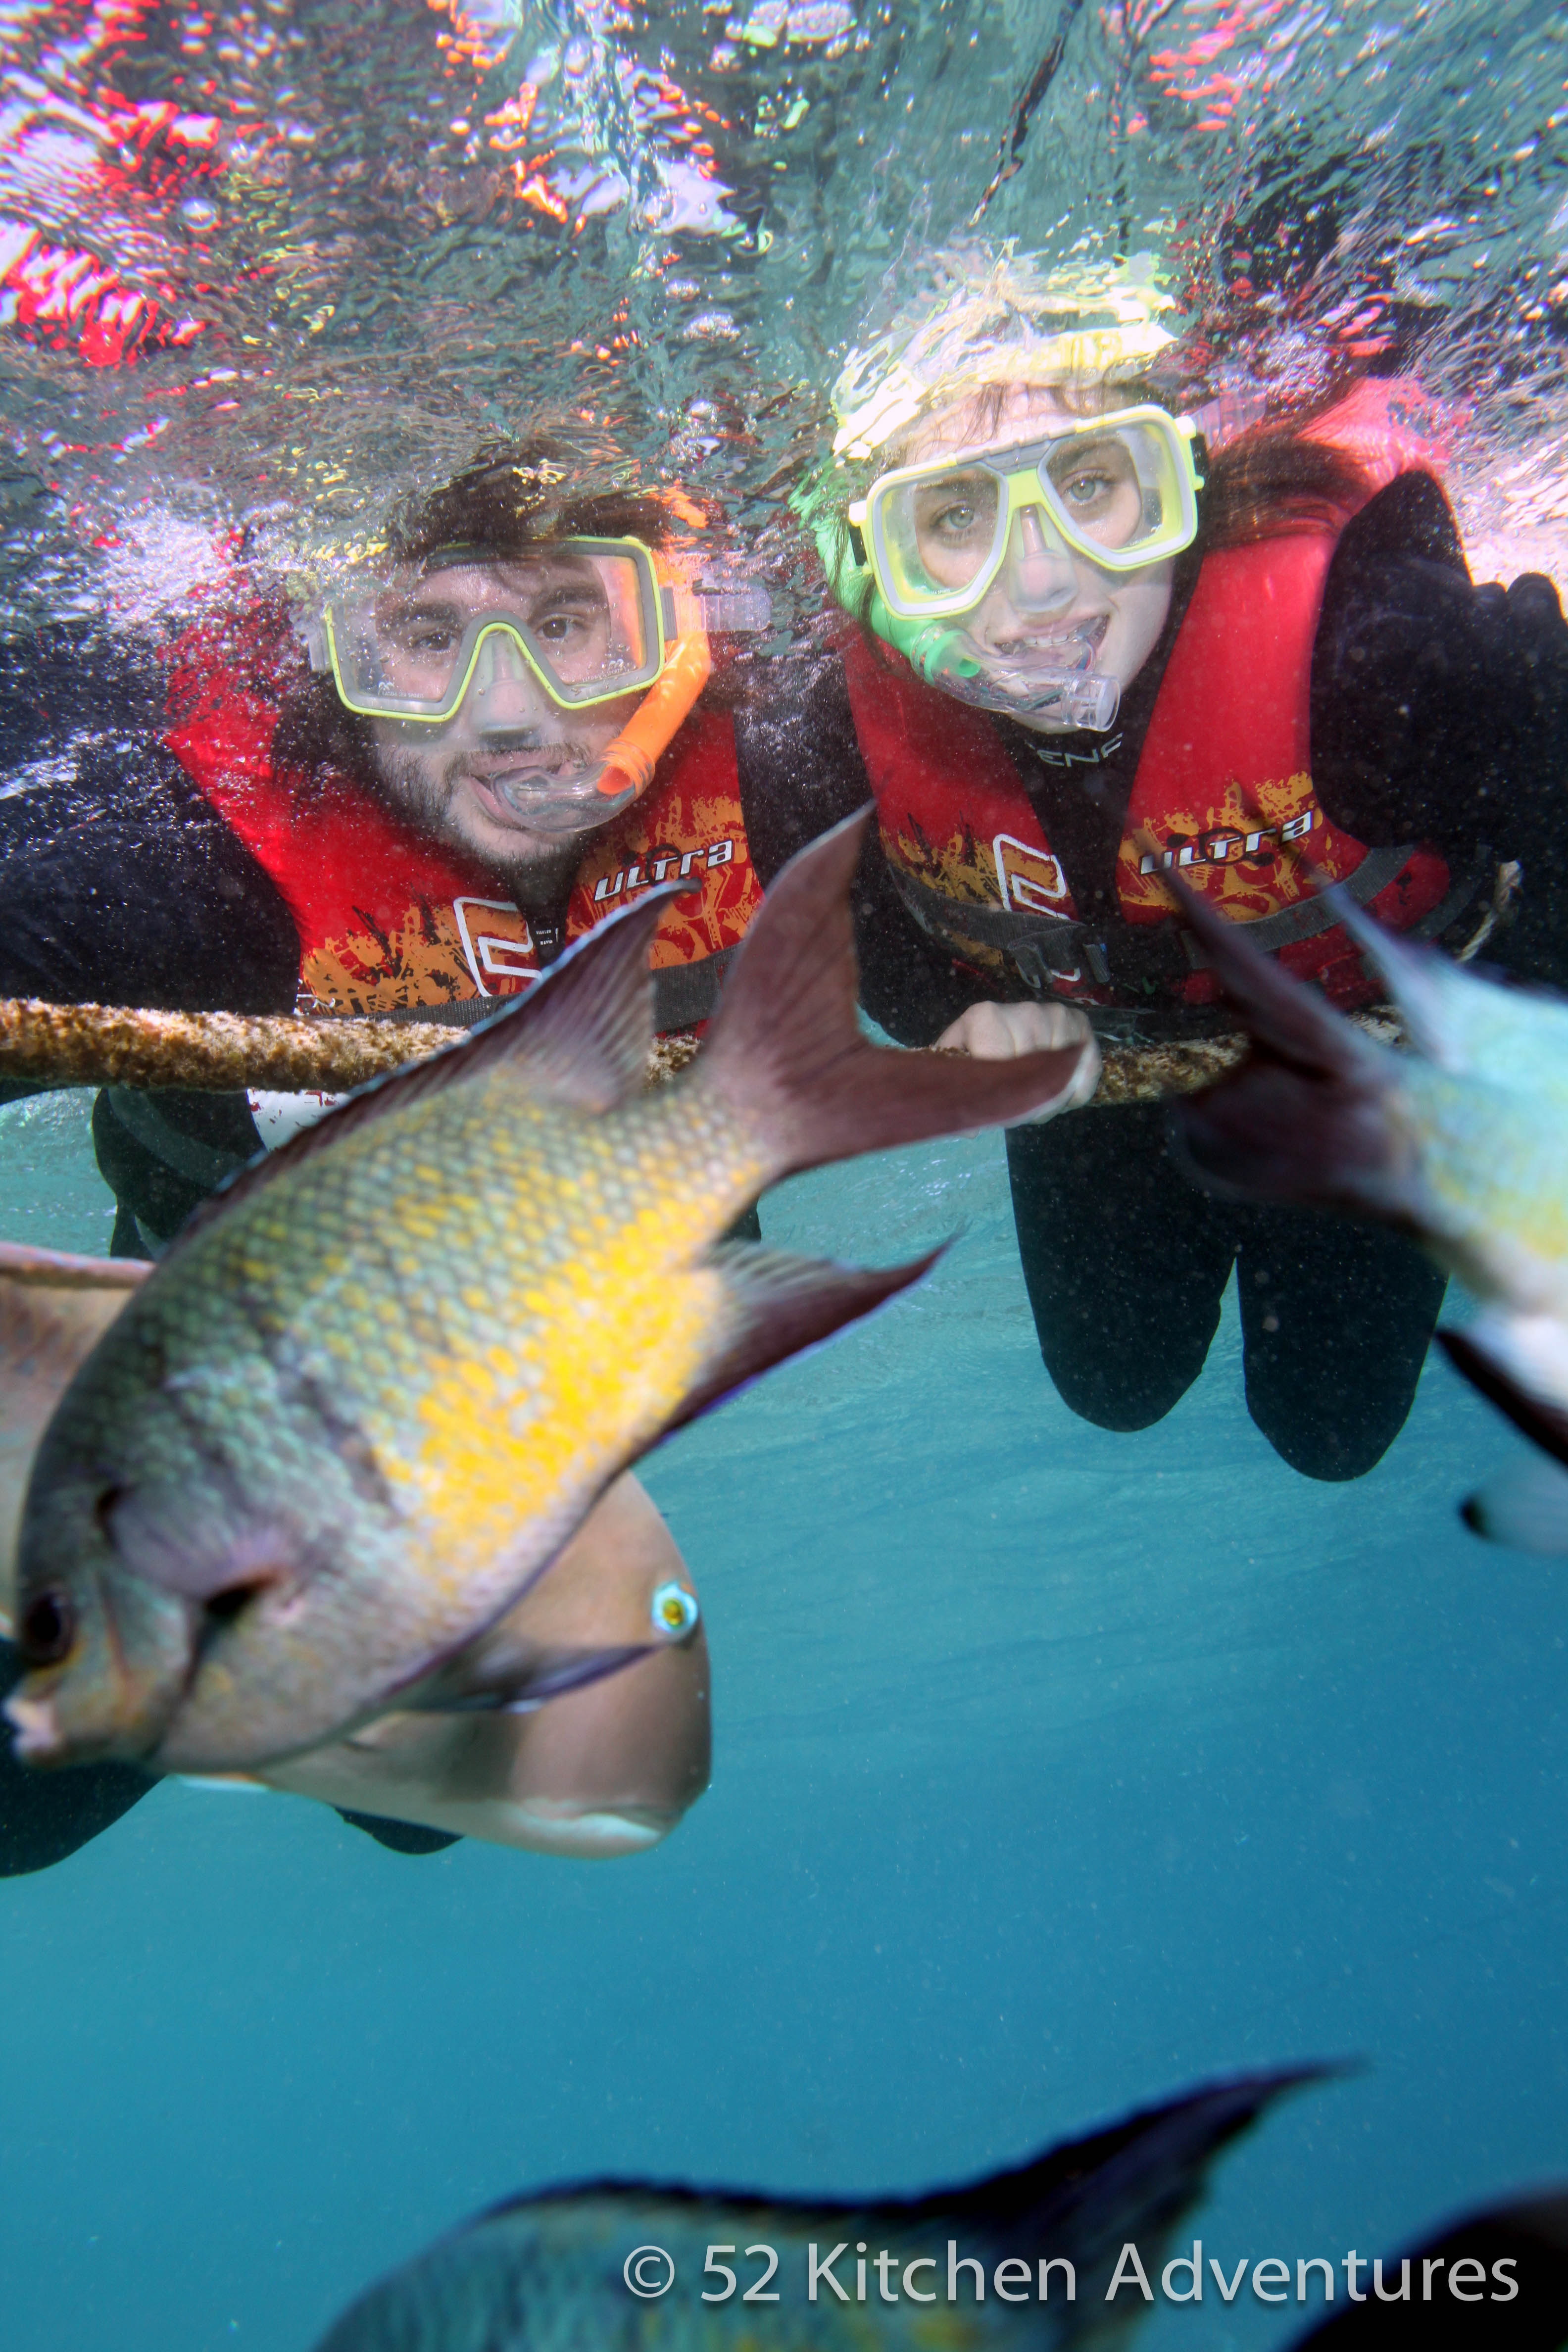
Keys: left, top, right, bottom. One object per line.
{"left": 910, "top": 2065, "right": 1337, "bottom": 2279}
{"left": 1460, "top": 1451, "right": 1568, "bottom": 1554}
{"left": 699, "top": 810, "right": 1093, "bottom": 1180}
{"left": 1438, "top": 1321, "right": 1568, "bottom": 1473}
{"left": 1165, "top": 874, "right": 1414, "bottom": 1219}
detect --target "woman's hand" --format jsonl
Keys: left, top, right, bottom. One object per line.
{"left": 934, "top": 998, "right": 1101, "bottom": 1120}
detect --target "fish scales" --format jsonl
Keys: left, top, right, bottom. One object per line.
{"left": 7, "top": 814, "right": 1095, "bottom": 1773}
{"left": 55, "top": 1081, "right": 763, "bottom": 1767}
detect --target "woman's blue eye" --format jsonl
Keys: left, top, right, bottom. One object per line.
{"left": 1060, "top": 470, "right": 1113, "bottom": 505}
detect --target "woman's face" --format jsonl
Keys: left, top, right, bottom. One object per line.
{"left": 897, "top": 383, "right": 1175, "bottom": 732}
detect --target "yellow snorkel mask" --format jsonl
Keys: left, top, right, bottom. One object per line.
{"left": 306, "top": 535, "right": 768, "bottom": 826}
{"left": 803, "top": 249, "right": 1203, "bottom": 731}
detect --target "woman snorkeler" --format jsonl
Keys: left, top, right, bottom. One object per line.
{"left": 739, "top": 250, "right": 1568, "bottom": 1479}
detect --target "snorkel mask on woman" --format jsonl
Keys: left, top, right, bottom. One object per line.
{"left": 806, "top": 251, "right": 1204, "bottom": 732}
{"left": 306, "top": 535, "right": 766, "bottom": 834}
{"left": 847, "top": 406, "right": 1202, "bottom": 730}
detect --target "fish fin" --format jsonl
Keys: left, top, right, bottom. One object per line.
{"left": 1290, "top": 2187, "right": 1568, "bottom": 2345}
{"left": 334, "top": 1810, "right": 461, "bottom": 1855}
{"left": 1162, "top": 875, "right": 1416, "bottom": 1217}
{"left": 1165, "top": 872, "right": 1367, "bottom": 1080}
{"left": 663, "top": 1240, "right": 945, "bottom": 1435}
{"left": 1438, "top": 1327, "right": 1568, "bottom": 1472}
{"left": 1299, "top": 876, "right": 1476, "bottom": 1070}
{"left": 899, "top": 2063, "right": 1341, "bottom": 2262}
{"left": 1172, "top": 1051, "right": 1414, "bottom": 1215}
{"left": 1460, "top": 1452, "right": 1568, "bottom": 1555}
{"left": 404, "top": 1640, "right": 655, "bottom": 1715}
{"left": 699, "top": 810, "right": 1093, "bottom": 1181}
{"left": 457, "top": 2066, "right": 1337, "bottom": 2267}
{"left": 166, "top": 887, "right": 673, "bottom": 1257}
{"left": 0, "top": 1248, "right": 149, "bottom": 1637}
{"left": 0, "top": 1242, "right": 150, "bottom": 1291}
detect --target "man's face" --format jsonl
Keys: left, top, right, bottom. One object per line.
{"left": 363, "top": 552, "right": 645, "bottom": 871}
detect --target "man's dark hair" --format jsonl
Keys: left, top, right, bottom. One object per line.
{"left": 384, "top": 436, "right": 682, "bottom": 566}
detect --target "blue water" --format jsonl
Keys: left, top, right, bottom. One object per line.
{"left": 3, "top": 0, "right": 1568, "bottom": 2339}
{"left": 2, "top": 1090, "right": 1563, "bottom": 2350}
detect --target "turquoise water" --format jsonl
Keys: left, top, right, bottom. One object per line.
{"left": 2, "top": 1091, "right": 1565, "bottom": 2349}
{"left": 3, "top": 0, "right": 1568, "bottom": 2341}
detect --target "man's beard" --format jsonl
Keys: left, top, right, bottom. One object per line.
{"left": 367, "top": 735, "right": 608, "bottom": 898}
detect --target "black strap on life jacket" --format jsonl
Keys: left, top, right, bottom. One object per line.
{"left": 372, "top": 948, "right": 735, "bottom": 1037}
{"left": 889, "top": 842, "right": 1493, "bottom": 1002}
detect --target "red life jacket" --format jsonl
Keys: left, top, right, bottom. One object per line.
{"left": 842, "top": 379, "right": 1475, "bottom": 1016}
{"left": 159, "top": 606, "right": 761, "bottom": 1031}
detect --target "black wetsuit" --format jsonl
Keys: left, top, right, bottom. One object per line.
{"left": 735, "top": 476, "right": 1568, "bottom": 1480}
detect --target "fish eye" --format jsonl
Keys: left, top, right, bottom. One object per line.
{"left": 19, "top": 1587, "right": 75, "bottom": 1666}
{"left": 650, "top": 1580, "right": 699, "bottom": 1639}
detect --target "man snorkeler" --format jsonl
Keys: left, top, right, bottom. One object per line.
{"left": 0, "top": 438, "right": 769, "bottom": 1870}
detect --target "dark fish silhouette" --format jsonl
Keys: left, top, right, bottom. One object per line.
{"left": 314, "top": 2066, "right": 1325, "bottom": 2349}
{"left": 1288, "top": 2186, "right": 1568, "bottom": 2343}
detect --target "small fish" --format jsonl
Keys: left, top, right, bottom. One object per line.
{"left": 0, "top": 1244, "right": 709, "bottom": 1859}
{"left": 1169, "top": 877, "right": 1568, "bottom": 1547}
{"left": 313, "top": 2067, "right": 1325, "bottom": 2351}
{"left": 6, "top": 813, "right": 1092, "bottom": 1774}
{"left": 1287, "top": 2185, "right": 1568, "bottom": 2344}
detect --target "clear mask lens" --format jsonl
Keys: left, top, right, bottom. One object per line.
{"left": 866, "top": 408, "right": 1198, "bottom": 619}
{"left": 324, "top": 539, "right": 663, "bottom": 722}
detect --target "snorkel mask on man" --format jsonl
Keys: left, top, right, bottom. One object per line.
{"left": 807, "top": 252, "right": 1204, "bottom": 733}
{"left": 306, "top": 512, "right": 768, "bottom": 841}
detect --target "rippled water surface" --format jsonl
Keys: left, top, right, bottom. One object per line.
{"left": 2, "top": 1, "right": 1567, "bottom": 2347}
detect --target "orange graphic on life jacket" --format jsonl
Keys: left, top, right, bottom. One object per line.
{"left": 302, "top": 899, "right": 530, "bottom": 1016}
{"left": 879, "top": 811, "right": 1077, "bottom": 987}
{"left": 454, "top": 898, "right": 536, "bottom": 992}
{"left": 568, "top": 718, "right": 761, "bottom": 970}
{"left": 1115, "top": 770, "right": 1366, "bottom": 925}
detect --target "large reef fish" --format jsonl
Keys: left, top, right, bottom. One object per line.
{"left": 312, "top": 2068, "right": 1322, "bottom": 2351}
{"left": 0, "top": 1244, "right": 709, "bottom": 1862}
{"left": 1168, "top": 874, "right": 1568, "bottom": 1547}
{"left": 5, "top": 812, "right": 1093, "bottom": 1774}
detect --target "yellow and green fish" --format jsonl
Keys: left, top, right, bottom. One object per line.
{"left": 6, "top": 812, "right": 1092, "bottom": 1775}
{"left": 1172, "top": 874, "right": 1568, "bottom": 1549}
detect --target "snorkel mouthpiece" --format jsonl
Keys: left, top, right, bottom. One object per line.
{"left": 906, "top": 618, "right": 1122, "bottom": 733}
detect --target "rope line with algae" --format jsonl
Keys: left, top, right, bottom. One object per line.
{"left": 0, "top": 995, "right": 1403, "bottom": 1105}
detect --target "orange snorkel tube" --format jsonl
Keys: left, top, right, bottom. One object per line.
{"left": 594, "top": 622, "right": 712, "bottom": 802}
